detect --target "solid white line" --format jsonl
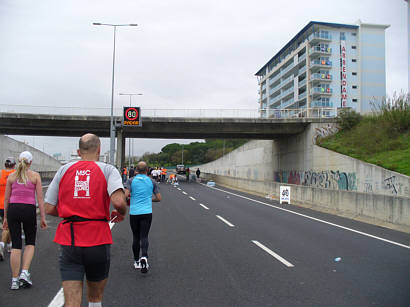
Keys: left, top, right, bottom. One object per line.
{"left": 47, "top": 288, "right": 64, "bottom": 307}
{"left": 189, "top": 196, "right": 196, "bottom": 200}
{"left": 182, "top": 191, "right": 187, "bottom": 195}
{"left": 199, "top": 203, "right": 209, "bottom": 210}
{"left": 252, "top": 240, "right": 294, "bottom": 268}
{"left": 201, "top": 183, "right": 410, "bottom": 250}
{"left": 48, "top": 217, "right": 118, "bottom": 307}
{"left": 216, "top": 215, "right": 235, "bottom": 227}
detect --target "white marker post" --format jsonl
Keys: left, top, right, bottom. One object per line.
{"left": 280, "top": 186, "right": 291, "bottom": 205}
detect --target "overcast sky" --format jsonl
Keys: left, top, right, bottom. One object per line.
{"left": 0, "top": 0, "right": 408, "bottom": 159}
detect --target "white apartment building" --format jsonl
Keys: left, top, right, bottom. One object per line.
{"left": 256, "top": 21, "right": 389, "bottom": 118}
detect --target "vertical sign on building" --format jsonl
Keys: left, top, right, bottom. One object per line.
{"left": 340, "top": 40, "right": 347, "bottom": 107}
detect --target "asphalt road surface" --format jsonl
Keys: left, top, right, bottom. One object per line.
{"left": 0, "top": 179, "right": 409, "bottom": 306}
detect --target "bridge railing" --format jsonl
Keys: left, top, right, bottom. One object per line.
{"left": 0, "top": 104, "right": 336, "bottom": 119}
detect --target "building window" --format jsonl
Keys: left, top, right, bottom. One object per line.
{"left": 352, "top": 59, "right": 357, "bottom": 62}
{"left": 352, "top": 85, "right": 358, "bottom": 89}
{"left": 351, "top": 32, "right": 357, "bottom": 36}
{"left": 352, "top": 45, "right": 357, "bottom": 49}
{"left": 340, "top": 32, "right": 345, "bottom": 40}
{"left": 352, "top": 99, "right": 358, "bottom": 102}
{"left": 352, "top": 72, "right": 357, "bottom": 76}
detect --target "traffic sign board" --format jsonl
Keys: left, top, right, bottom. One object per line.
{"left": 123, "top": 107, "right": 141, "bottom": 126}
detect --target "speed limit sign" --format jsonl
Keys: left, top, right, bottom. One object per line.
{"left": 123, "top": 107, "right": 141, "bottom": 126}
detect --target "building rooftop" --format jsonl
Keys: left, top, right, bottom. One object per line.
{"left": 255, "top": 21, "right": 359, "bottom": 76}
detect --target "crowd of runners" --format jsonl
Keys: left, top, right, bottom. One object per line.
{"left": 0, "top": 133, "right": 202, "bottom": 307}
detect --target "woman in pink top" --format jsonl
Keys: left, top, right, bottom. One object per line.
{"left": 3, "top": 151, "right": 47, "bottom": 290}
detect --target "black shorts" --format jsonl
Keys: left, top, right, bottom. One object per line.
{"left": 0, "top": 209, "right": 4, "bottom": 219}
{"left": 59, "top": 244, "right": 111, "bottom": 282}
{"left": 7, "top": 203, "right": 37, "bottom": 249}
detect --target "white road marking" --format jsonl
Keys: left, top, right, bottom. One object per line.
{"left": 199, "top": 203, "right": 209, "bottom": 210}
{"left": 177, "top": 188, "right": 181, "bottom": 190}
{"left": 201, "top": 184, "right": 410, "bottom": 250}
{"left": 216, "top": 215, "right": 235, "bottom": 227}
{"left": 252, "top": 240, "right": 294, "bottom": 268}
{"left": 48, "top": 288, "right": 64, "bottom": 307}
{"left": 48, "top": 217, "right": 119, "bottom": 307}
{"left": 182, "top": 191, "right": 187, "bottom": 195}
{"left": 189, "top": 196, "right": 196, "bottom": 200}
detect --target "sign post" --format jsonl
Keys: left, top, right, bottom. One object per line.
{"left": 123, "top": 107, "right": 142, "bottom": 127}
{"left": 280, "top": 186, "right": 291, "bottom": 205}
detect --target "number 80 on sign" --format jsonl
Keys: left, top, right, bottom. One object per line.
{"left": 123, "top": 107, "right": 142, "bottom": 126}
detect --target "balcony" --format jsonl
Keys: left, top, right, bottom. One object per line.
{"left": 281, "top": 86, "right": 294, "bottom": 99}
{"left": 298, "top": 91, "right": 307, "bottom": 100}
{"left": 261, "top": 82, "right": 267, "bottom": 91}
{"left": 298, "top": 79, "right": 307, "bottom": 87}
{"left": 281, "top": 63, "right": 295, "bottom": 76}
{"left": 269, "top": 83, "right": 281, "bottom": 96}
{"left": 298, "top": 65, "right": 307, "bottom": 75}
{"left": 298, "top": 53, "right": 306, "bottom": 63}
{"left": 309, "top": 32, "right": 332, "bottom": 44}
{"left": 311, "top": 100, "right": 333, "bottom": 107}
{"left": 310, "top": 87, "right": 333, "bottom": 96}
{"left": 310, "top": 73, "right": 332, "bottom": 82}
{"left": 281, "top": 75, "right": 293, "bottom": 87}
{"left": 309, "top": 46, "right": 332, "bottom": 57}
{"left": 310, "top": 59, "right": 332, "bottom": 71}
{"left": 282, "top": 98, "right": 295, "bottom": 108}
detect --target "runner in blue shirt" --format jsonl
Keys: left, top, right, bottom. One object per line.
{"left": 125, "top": 161, "right": 161, "bottom": 273}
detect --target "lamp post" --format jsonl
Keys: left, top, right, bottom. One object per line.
{"left": 119, "top": 93, "right": 143, "bottom": 169}
{"left": 93, "top": 22, "right": 138, "bottom": 166}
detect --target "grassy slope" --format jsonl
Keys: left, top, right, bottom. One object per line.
{"left": 317, "top": 119, "right": 410, "bottom": 176}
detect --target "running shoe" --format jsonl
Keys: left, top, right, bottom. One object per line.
{"left": 0, "top": 244, "right": 4, "bottom": 261}
{"left": 10, "top": 279, "right": 20, "bottom": 290}
{"left": 7, "top": 243, "right": 12, "bottom": 253}
{"left": 19, "top": 271, "right": 32, "bottom": 288}
{"left": 134, "top": 260, "right": 141, "bottom": 269}
{"left": 140, "top": 257, "right": 149, "bottom": 274}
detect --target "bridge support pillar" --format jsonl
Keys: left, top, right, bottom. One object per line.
{"left": 115, "top": 129, "right": 125, "bottom": 170}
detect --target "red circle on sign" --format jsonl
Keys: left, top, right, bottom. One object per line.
{"left": 125, "top": 108, "right": 138, "bottom": 121}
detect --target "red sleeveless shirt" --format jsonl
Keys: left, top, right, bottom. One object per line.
{"left": 54, "top": 161, "right": 112, "bottom": 246}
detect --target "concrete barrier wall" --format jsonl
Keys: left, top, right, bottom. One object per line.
{"left": 199, "top": 123, "right": 410, "bottom": 198}
{"left": 0, "top": 135, "right": 61, "bottom": 172}
{"left": 202, "top": 173, "right": 410, "bottom": 232}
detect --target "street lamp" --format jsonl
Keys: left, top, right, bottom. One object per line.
{"left": 93, "top": 22, "right": 138, "bottom": 166}
{"left": 119, "top": 93, "right": 143, "bottom": 169}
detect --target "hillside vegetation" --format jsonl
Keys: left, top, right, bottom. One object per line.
{"left": 317, "top": 94, "right": 410, "bottom": 176}
{"left": 131, "top": 139, "right": 248, "bottom": 167}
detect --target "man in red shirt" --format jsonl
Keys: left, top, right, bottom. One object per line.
{"left": 45, "top": 133, "right": 127, "bottom": 307}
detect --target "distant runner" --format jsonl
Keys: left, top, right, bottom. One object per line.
{"left": 125, "top": 161, "right": 161, "bottom": 274}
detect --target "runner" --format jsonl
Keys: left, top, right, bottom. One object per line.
{"left": 3, "top": 151, "right": 47, "bottom": 290}
{"left": 0, "top": 157, "right": 16, "bottom": 261}
{"left": 125, "top": 161, "right": 161, "bottom": 274}
{"left": 195, "top": 168, "right": 201, "bottom": 179}
{"left": 186, "top": 168, "right": 190, "bottom": 183}
{"left": 45, "top": 133, "right": 127, "bottom": 306}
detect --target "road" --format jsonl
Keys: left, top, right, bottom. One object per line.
{"left": 0, "top": 179, "right": 409, "bottom": 306}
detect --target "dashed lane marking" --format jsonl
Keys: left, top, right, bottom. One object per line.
{"left": 182, "top": 191, "right": 187, "bottom": 195}
{"left": 202, "top": 184, "right": 410, "bottom": 250}
{"left": 216, "top": 215, "right": 235, "bottom": 227}
{"left": 252, "top": 240, "right": 294, "bottom": 268}
{"left": 199, "top": 203, "right": 209, "bottom": 210}
{"left": 189, "top": 196, "right": 196, "bottom": 201}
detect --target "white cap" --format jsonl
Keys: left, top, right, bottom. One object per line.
{"left": 19, "top": 151, "right": 33, "bottom": 163}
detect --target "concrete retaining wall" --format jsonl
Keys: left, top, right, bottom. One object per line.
{"left": 202, "top": 173, "right": 410, "bottom": 233}
{"left": 0, "top": 135, "right": 61, "bottom": 172}
{"left": 199, "top": 123, "right": 410, "bottom": 198}
{"left": 198, "top": 122, "right": 410, "bottom": 232}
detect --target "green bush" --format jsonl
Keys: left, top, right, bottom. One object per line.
{"left": 337, "top": 108, "right": 362, "bottom": 130}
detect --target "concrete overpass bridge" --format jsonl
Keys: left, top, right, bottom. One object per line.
{"left": 0, "top": 112, "right": 336, "bottom": 167}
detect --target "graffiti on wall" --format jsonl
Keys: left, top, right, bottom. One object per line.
{"left": 274, "top": 170, "right": 357, "bottom": 191}
{"left": 312, "top": 124, "right": 339, "bottom": 144}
